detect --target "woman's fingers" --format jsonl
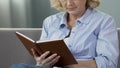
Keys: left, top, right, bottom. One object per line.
{"left": 31, "top": 49, "right": 60, "bottom": 67}
{"left": 31, "top": 48, "right": 39, "bottom": 57}
{"left": 46, "top": 56, "right": 60, "bottom": 66}
{"left": 35, "top": 51, "right": 51, "bottom": 66}
{"left": 41, "top": 53, "right": 57, "bottom": 64}
{"left": 41, "top": 53, "right": 60, "bottom": 67}
{"left": 39, "top": 51, "right": 50, "bottom": 59}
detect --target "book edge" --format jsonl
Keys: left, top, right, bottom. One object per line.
{"left": 16, "top": 31, "right": 35, "bottom": 43}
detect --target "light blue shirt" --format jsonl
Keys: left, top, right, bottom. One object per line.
{"left": 40, "top": 8, "right": 119, "bottom": 68}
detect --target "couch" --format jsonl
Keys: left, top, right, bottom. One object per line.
{"left": 0, "top": 28, "right": 41, "bottom": 68}
{"left": 0, "top": 28, "right": 119, "bottom": 68}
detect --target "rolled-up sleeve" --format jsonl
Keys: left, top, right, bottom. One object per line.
{"left": 95, "top": 16, "right": 119, "bottom": 68}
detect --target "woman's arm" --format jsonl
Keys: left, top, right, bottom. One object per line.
{"left": 94, "top": 17, "right": 119, "bottom": 68}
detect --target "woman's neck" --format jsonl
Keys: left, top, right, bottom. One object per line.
{"left": 68, "top": 9, "right": 86, "bottom": 21}
{"left": 67, "top": 9, "right": 86, "bottom": 29}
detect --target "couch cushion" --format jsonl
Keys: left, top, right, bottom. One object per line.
{"left": 0, "top": 28, "right": 42, "bottom": 68}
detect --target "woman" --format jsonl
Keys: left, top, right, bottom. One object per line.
{"left": 12, "top": 0, "right": 119, "bottom": 68}
{"left": 34, "top": 0, "right": 119, "bottom": 68}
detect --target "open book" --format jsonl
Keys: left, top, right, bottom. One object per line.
{"left": 15, "top": 31, "right": 77, "bottom": 66}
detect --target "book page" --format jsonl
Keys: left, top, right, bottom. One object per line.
{"left": 36, "top": 39, "right": 62, "bottom": 43}
{"left": 16, "top": 31, "right": 35, "bottom": 43}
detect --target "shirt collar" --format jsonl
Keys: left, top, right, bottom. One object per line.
{"left": 77, "top": 8, "right": 94, "bottom": 25}
{"left": 59, "top": 8, "right": 94, "bottom": 28}
{"left": 59, "top": 12, "right": 68, "bottom": 28}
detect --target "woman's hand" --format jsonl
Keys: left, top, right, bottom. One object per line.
{"left": 31, "top": 48, "right": 60, "bottom": 67}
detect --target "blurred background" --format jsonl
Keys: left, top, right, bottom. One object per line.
{"left": 0, "top": 0, "right": 120, "bottom": 28}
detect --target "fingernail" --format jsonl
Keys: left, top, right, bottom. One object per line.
{"left": 31, "top": 48, "right": 33, "bottom": 51}
{"left": 58, "top": 56, "right": 60, "bottom": 58}
{"left": 46, "top": 51, "right": 50, "bottom": 53}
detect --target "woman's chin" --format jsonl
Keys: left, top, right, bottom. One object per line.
{"left": 68, "top": 11, "right": 78, "bottom": 15}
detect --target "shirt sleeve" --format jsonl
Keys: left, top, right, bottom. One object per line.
{"left": 39, "top": 18, "right": 49, "bottom": 41}
{"left": 95, "top": 16, "right": 119, "bottom": 68}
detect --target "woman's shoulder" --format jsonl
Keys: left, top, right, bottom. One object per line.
{"left": 92, "top": 8, "right": 113, "bottom": 19}
{"left": 91, "top": 9, "right": 116, "bottom": 27}
{"left": 42, "top": 12, "right": 65, "bottom": 28}
{"left": 44, "top": 12, "right": 65, "bottom": 21}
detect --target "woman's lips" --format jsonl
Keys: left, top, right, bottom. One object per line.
{"left": 67, "top": 7, "right": 76, "bottom": 11}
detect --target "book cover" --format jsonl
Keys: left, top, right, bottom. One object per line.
{"left": 15, "top": 31, "right": 77, "bottom": 66}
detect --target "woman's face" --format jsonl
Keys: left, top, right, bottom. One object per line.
{"left": 59, "top": 0, "right": 87, "bottom": 15}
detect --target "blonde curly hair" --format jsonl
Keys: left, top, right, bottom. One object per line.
{"left": 50, "top": 0, "right": 100, "bottom": 11}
